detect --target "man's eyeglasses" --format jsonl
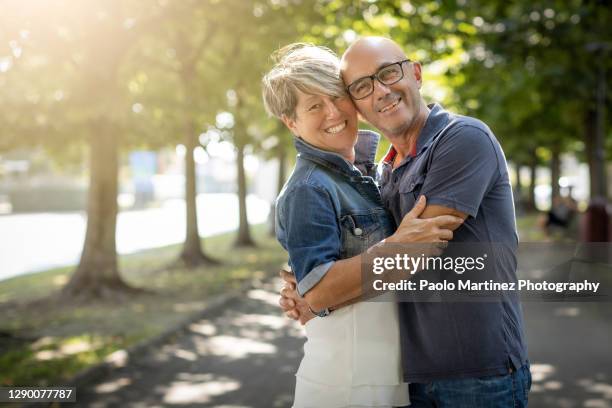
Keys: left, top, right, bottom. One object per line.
{"left": 346, "top": 59, "right": 412, "bottom": 100}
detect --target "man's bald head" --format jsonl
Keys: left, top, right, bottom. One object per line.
{"left": 341, "top": 36, "right": 407, "bottom": 71}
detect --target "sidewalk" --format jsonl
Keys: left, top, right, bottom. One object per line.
{"left": 524, "top": 301, "right": 612, "bottom": 407}
{"left": 72, "top": 279, "right": 304, "bottom": 407}
{"left": 71, "top": 280, "right": 612, "bottom": 408}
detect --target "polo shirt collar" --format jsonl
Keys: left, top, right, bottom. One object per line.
{"left": 382, "top": 103, "right": 451, "bottom": 165}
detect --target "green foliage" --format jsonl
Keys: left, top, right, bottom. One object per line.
{"left": 304, "top": 0, "right": 611, "bottom": 167}
{"left": 1, "top": 0, "right": 609, "bottom": 178}
{"left": 447, "top": 0, "right": 611, "bottom": 164}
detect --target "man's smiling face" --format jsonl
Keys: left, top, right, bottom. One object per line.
{"left": 341, "top": 37, "right": 425, "bottom": 138}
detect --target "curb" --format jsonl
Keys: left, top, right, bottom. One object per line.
{"left": 20, "top": 278, "right": 261, "bottom": 408}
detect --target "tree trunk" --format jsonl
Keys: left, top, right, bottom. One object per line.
{"left": 585, "top": 108, "right": 596, "bottom": 198}
{"left": 269, "top": 142, "right": 287, "bottom": 236}
{"left": 179, "top": 123, "right": 217, "bottom": 266}
{"left": 235, "top": 140, "right": 255, "bottom": 247}
{"left": 550, "top": 145, "right": 561, "bottom": 202}
{"left": 584, "top": 107, "right": 608, "bottom": 199}
{"left": 514, "top": 163, "right": 523, "bottom": 197}
{"left": 527, "top": 155, "right": 537, "bottom": 211}
{"left": 63, "top": 121, "right": 134, "bottom": 300}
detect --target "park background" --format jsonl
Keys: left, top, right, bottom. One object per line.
{"left": 0, "top": 0, "right": 611, "bottom": 407}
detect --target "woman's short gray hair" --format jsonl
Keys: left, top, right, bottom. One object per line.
{"left": 261, "top": 43, "right": 346, "bottom": 120}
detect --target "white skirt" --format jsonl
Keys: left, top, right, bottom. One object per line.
{"left": 292, "top": 301, "right": 409, "bottom": 408}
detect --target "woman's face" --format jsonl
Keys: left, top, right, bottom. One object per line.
{"left": 282, "top": 90, "right": 358, "bottom": 159}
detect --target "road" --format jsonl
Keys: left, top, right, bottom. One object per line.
{"left": 0, "top": 194, "right": 270, "bottom": 282}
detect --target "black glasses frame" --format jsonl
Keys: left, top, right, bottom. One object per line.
{"left": 346, "top": 59, "right": 412, "bottom": 100}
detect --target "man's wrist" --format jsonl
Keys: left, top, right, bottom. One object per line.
{"left": 368, "top": 238, "right": 390, "bottom": 254}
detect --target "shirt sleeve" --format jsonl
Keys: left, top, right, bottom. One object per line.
{"left": 420, "top": 125, "right": 501, "bottom": 218}
{"left": 278, "top": 183, "right": 341, "bottom": 296}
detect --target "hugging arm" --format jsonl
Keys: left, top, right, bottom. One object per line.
{"left": 421, "top": 204, "right": 468, "bottom": 224}
{"left": 280, "top": 196, "right": 463, "bottom": 323}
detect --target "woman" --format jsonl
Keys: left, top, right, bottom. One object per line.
{"left": 261, "top": 44, "right": 448, "bottom": 408}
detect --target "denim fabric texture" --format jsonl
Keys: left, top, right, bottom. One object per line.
{"left": 407, "top": 363, "right": 532, "bottom": 408}
{"left": 275, "top": 130, "right": 395, "bottom": 296}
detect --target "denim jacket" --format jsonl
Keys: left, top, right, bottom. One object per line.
{"left": 275, "top": 130, "right": 395, "bottom": 296}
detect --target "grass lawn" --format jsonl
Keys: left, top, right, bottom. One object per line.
{"left": 516, "top": 212, "right": 548, "bottom": 241}
{"left": 0, "top": 224, "right": 287, "bottom": 388}
{"left": 516, "top": 211, "right": 581, "bottom": 242}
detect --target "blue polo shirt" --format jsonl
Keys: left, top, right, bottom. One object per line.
{"left": 379, "top": 103, "right": 528, "bottom": 382}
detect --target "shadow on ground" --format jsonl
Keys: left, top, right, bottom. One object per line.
{"left": 525, "top": 301, "right": 612, "bottom": 408}
{"left": 72, "top": 279, "right": 305, "bottom": 408}
{"left": 70, "top": 280, "right": 612, "bottom": 408}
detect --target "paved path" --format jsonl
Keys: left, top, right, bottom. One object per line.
{"left": 524, "top": 301, "right": 612, "bottom": 408}
{"left": 72, "top": 280, "right": 612, "bottom": 408}
{"left": 74, "top": 280, "right": 304, "bottom": 408}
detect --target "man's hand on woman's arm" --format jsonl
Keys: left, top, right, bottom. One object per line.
{"left": 278, "top": 195, "right": 463, "bottom": 324}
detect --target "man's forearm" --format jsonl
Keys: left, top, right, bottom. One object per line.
{"left": 303, "top": 239, "right": 424, "bottom": 312}
{"left": 301, "top": 202, "right": 464, "bottom": 313}
{"left": 303, "top": 255, "right": 362, "bottom": 312}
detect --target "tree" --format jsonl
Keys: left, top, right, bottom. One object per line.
{"left": 258, "top": 122, "right": 293, "bottom": 236}
{"left": 208, "top": 0, "right": 321, "bottom": 247}
{"left": 130, "top": 0, "right": 227, "bottom": 266}
{"left": 446, "top": 0, "right": 612, "bottom": 199}
{"left": 310, "top": 0, "right": 611, "bottom": 201}
{"left": 1, "top": 0, "right": 166, "bottom": 300}
{"left": 61, "top": 1, "right": 166, "bottom": 299}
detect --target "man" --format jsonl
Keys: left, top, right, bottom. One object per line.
{"left": 280, "top": 37, "right": 531, "bottom": 407}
